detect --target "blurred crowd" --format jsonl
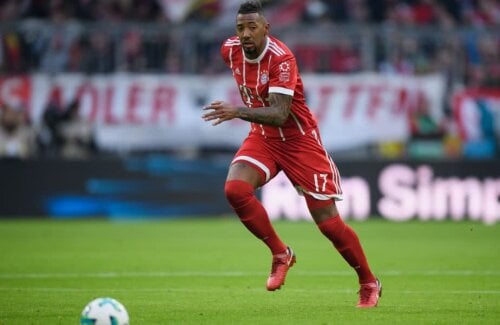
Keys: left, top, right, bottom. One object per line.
{"left": 0, "top": 0, "right": 498, "bottom": 26}
{"left": 0, "top": 0, "right": 497, "bottom": 86}
{"left": 0, "top": 99, "right": 97, "bottom": 160}
{"left": 0, "top": 0, "right": 499, "bottom": 160}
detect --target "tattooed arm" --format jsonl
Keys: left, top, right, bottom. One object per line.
{"left": 202, "top": 93, "right": 292, "bottom": 126}
{"left": 237, "top": 93, "right": 292, "bottom": 126}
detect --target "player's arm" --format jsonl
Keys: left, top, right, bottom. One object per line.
{"left": 203, "top": 93, "right": 292, "bottom": 126}
{"left": 238, "top": 93, "right": 291, "bottom": 126}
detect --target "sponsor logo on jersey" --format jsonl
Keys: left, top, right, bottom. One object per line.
{"left": 279, "top": 61, "right": 291, "bottom": 82}
{"left": 279, "top": 62, "right": 291, "bottom": 72}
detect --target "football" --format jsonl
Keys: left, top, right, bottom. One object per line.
{"left": 80, "top": 297, "right": 129, "bottom": 325}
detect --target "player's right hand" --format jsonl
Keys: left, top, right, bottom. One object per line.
{"left": 202, "top": 101, "right": 238, "bottom": 126}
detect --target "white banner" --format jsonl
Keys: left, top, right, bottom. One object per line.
{"left": 303, "top": 74, "right": 445, "bottom": 150}
{"left": 0, "top": 73, "right": 445, "bottom": 152}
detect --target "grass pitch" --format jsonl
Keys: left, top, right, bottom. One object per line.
{"left": 0, "top": 217, "right": 499, "bottom": 324}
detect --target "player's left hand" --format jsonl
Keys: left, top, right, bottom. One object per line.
{"left": 202, "top": 101, "right": 239, "bottom": 126}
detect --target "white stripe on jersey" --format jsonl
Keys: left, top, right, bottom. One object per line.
{"left": 289, "top": 112, "right": 305, "bottom": 135}
{"left": 224, "top": 39, "right": 240, "bottom": 46}
{"left": 242, "top": 57, "right": 246, "bottom": 86}
{"left": 278, "top": 127, "right": 285, "bottom": 141}
{"left": 255, "top": 60, "right": 265, "bottom": 106}
{"left": 269, "top": 86, "right": 294, "bottom": 96}
{"left": 229, "top": 47, "right": 233, "bottom": 72}
{"left": 268, "top": 46, "right": 283, "bottom": 57}
{"left": 232, "top": 155, "right": 271, "bottom": 182}
{"left": 268, "top": 40, "right": 286, "bottom": 55}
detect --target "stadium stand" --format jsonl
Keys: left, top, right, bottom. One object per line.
{"left": 0, "top": 0, "right": 498, "bottom": 159}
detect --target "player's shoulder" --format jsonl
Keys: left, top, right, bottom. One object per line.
{"left": 268, "top": 36, "right": 294, "bottom": 62}
{"left": 222, "top": 36, "right": 241, "bottom": 49}
{"left": 220, "top": 36, "right": 241, "bottom": 58}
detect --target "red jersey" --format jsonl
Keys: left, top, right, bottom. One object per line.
{"left": 221, "top": 35, "right": 318, "bottom": 140}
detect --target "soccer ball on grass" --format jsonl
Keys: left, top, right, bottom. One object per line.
{"left": 80, "top": 297, "right": 129, "bottom": 325}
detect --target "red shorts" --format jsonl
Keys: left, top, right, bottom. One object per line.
{"left": 232, "top": 128, "right": 343, "bottom": 201}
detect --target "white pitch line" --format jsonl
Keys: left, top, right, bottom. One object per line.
{"left": 0, "top": 270, "right": 499, "bottom": 279}
{"left": 0, "top": 287, "right": 499, "bottom": 295}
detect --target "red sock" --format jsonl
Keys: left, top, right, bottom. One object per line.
{"left": 225, "top": 180, "right": 287, "bottom": 255}
{"left": 317, "top": 216, "right": 376, "bottom": 284}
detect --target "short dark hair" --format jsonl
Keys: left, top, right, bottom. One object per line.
{"left": 238, "top": 1, "right": 264, "bottom": 15}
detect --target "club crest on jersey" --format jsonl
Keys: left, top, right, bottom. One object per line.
{"left": 260, "top": 71, "right": 269, "bottom": 84}
{"left": 234, "top": 67, "right": 241, "bottom": 75}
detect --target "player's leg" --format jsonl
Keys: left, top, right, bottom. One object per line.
{"left": 277, "top": 129, "right": 380, "bottom": 305}
{"left": 305, "top": 197, "right": 381, "bottom": 307}
{"left": 224, "top": 136, "right": 295, "bottom": 291}
{"left": 305, "top": 197, "right": 376, "bottom": 282}
{"left": 277, "top": 129, "right": 375, "bottom": 281}
{"left": 225, "top": 161, "right": 287, "bottom": 255}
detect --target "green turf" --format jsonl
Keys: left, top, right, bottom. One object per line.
{"left": 0, "top": 218, "right": 499, "bottom": 324}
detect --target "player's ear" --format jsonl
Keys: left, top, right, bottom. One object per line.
{"left": 260, "top": 15, "right": 270, "bottom": 35}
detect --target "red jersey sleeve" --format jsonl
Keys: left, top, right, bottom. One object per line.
{"left": 268, "top": 57, "right": 297, "bottom": 97}
{"left": 220, "top": 37, "right": 240, "bottom": 68}
{"left": 220, "top": 43, "right": 230, "bottom": 67}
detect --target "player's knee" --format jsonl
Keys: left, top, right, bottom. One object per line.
{"left": 224, "top": 180, "right": 254, "bottom": 209}
{"left": 305, "top": 195, "right": 338, "bottom": 224}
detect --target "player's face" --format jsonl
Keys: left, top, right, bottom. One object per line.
{"left": 236, "top": 13, "right": 269, "bottom": 59}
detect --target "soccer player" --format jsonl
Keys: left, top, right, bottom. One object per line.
{"left": 202, "top": 0, "right": 381, "bottom": 308}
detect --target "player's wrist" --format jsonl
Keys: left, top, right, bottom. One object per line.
{"left": 236, "top": 106, "right": 245, "bottom": 119}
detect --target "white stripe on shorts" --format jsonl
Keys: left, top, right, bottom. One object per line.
{"left": 232, "top": 155, "right": 271, "bottom": 182}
